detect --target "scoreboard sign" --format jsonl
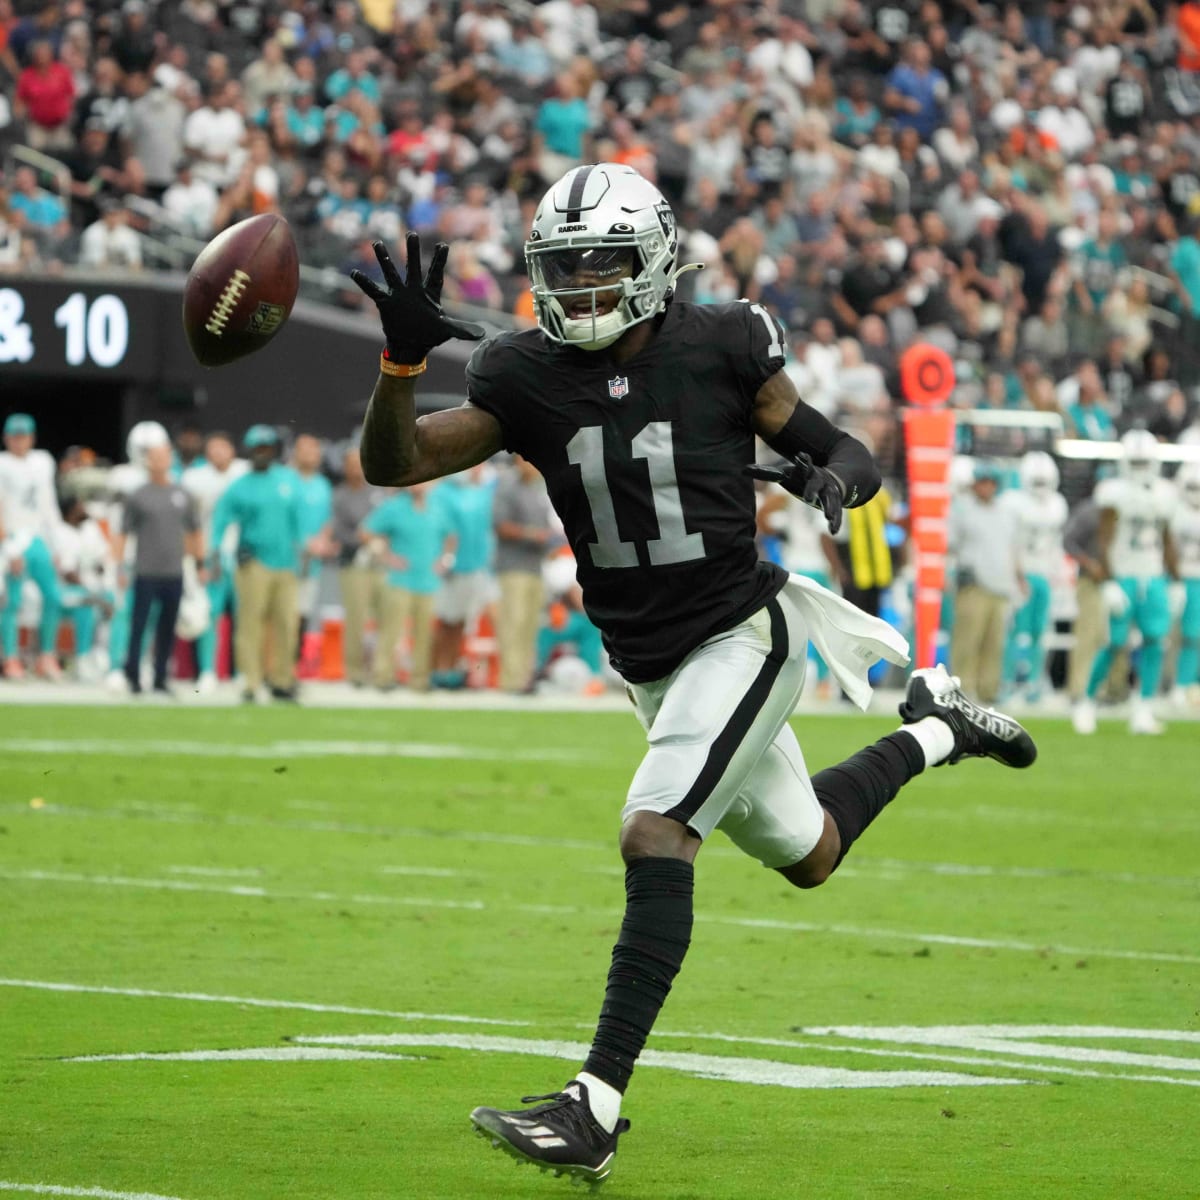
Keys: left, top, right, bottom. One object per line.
{"left": 0, "top": 278, "right": 164, "bottom": 378}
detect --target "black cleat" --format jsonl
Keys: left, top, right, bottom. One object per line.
{"left": 900, "top": 665, "right": 1037, "bottom": 768}
{"left": 470, "top": 1081, "right": 630, "bottom": 1186}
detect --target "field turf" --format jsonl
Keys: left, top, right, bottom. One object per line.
{"left": 1, "top": 703, "right": 1197, "bottom": 1199}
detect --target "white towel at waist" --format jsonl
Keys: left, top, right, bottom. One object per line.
{"left": 783, "top": 572, "right": 910, "bottom": 711}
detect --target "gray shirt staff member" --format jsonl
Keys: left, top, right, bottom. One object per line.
{"left": 113, "top": 442, "right": 202, "bottom": 695}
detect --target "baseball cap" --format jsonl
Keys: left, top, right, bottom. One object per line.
{"left": 974, "top": 460, "right": 1003, "bottom": 483}
{"left": 4, "top": 413, "right": 35, "bottom": 436}
{"left": 244, "top": 424, "right": 281, "bottom": 448}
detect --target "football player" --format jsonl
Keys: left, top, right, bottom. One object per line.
{"left": 0, "top": 413, "right": 63, "bottom": 680}
{"left": 1072, "top": 429, "right": 1178, "bottom": 735}
{"left": 1169, "top": 462, "right": 1200, "bottom": 705}
{"left": 1001, "top": 451, "right": 1068, "bottom": 702}
{"left": 350, "top": 163, "right": 1037, "bottom": 1184}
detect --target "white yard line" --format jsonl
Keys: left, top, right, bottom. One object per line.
{"left": 378, "top": 866, "right": 469, "bottom": 878}
{"left": 0, "top": 978, "right": 528, "bottom": 1026}
{"left": 4, "top": 867, "right": 1197, "bottom": 966}
{"left": 646, "top": 1029, "right": 1200, "bottom": 1088}
{"left": 292, "top": 1033, "right": 1027, "bottom": 1090}
{"left": 0, "top": 737, "right": 583, "bottom": 762}
{"left": 0, "top": 1184, "right": 194, "bottom": 1200}
{"left": 164, "top": 866, "right": 263, "bottom": 878}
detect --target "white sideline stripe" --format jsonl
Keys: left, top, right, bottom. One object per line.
{"left": 0, "top": 869, "right": 487, "bottom": 911}
{"left": 295, "top": 1033, "right": 1025, "bottom": 1090}
{"left": 8, "top": 801, "right": 607, "bottom": 853}
{"left": 17, "top": 799, "right": 1200, "bottom": 890}
{"left": 647, "top": 1030, "right": 1200, "bottom": 1088}
{"left": 0, "top": 1184, "right": 192, "bottom": 1200}
{"left": 66, "top": 1048, "right": 417, "bottom": 1064}
{"left": 0, "top": 737, "right": 582, "bottom": 763}
{"left": 379, "top": 866, "right": 468, "bottom": 878}
{"left": 5, "top": 867, "right": 1197, "bottom": 967}
{"left": 0, "top": 979, "right": 529, "bottom": 1027}
{"left": 165, "top": 866, "right": 262, "bottom": 878}
{"left": 800, "top": 1025, "right": 1200, "bottom": 1073}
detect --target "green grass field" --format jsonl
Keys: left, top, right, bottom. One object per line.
{"left": 1, "top": 703, "right": 1198, "bottom": 1200}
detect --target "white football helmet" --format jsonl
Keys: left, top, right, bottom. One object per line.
{"left": 1019, "top": 450, "right": 1060, "bottom": 495}
{"left": 1177, "top": 461, "right": 1200, "bottom": 507}
{"left": 126, "top": 420, "right": 170, "bottom": 467}
{"left": 525, "top": 163, "right": 693, "bottom": 350}
{"left": 1118, "top": 428, "right": 1160, "bottom": 486}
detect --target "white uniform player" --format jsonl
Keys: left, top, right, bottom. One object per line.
{"left": 1001, "top": 452, "right": 1068, "bottom": 700}
{"left": 0, "top": 413, "right": 63, "bottom": 678}
{"left": 1169, "top": 463, "right": 1200, "bottom": 704}
{"left": 181, "top": 436, "right": 249, "bottom": 690}
{"left": 1074, "top": 430, "right": 1177, "bottom": 735}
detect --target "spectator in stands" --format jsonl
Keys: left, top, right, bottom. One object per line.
{"left": 211, "top": 425, "right": 303, "bottom": 704}
{"left": 184, "top": 81, "right": 246, "bottom": 189}
{"left": 113, "top": 441, "right": 201, "bottom": 697}
{"left": 534, "top": 71, "right": 592, "bottom": 183}
{"left": 884, "top": 38, "right": 947, "bottom": 142}
{"left": 15, "top": 38, "right": 75, "bottom": 151}
{"left": 162, "top": 157, "right": 218, "bottom": 238}
{"left": 8, "top": 164, "right": 69, "bottom": 260}
{"left": 79, "top": 199, "right": 142, "bottom": 270}
{"left": 363, "top": 482, "right": 455, "bottom": 693}
{"left": 241, "top": 38, "right": 296, "bottom": 114}
{"left": 494, "top": 454, "right": 555, "bottom": 694}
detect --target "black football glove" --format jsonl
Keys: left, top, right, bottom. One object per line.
{"left": 745, "top": 453, "right": 846, "bottom": 535}
{"left": 350, "top": 233, "right": 486, "bottom": 365}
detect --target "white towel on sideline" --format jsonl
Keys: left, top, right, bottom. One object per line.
{"left": 783, "top": 573, "right": 911, "bottom": 712}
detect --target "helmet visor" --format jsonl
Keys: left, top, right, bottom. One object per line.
{"left": 534, "top": 246, "right": 635, "bottom": 290}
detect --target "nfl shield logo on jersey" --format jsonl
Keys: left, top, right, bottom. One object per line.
{"left": 608, "top": 376, "right": 630, "bottom": 400}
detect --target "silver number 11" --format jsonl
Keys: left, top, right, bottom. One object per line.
{"left": 566, "top": 422, "right": 706, "bottom": 569}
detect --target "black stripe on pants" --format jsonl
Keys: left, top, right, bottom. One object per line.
{"left": 663, "top": 598, "right": 790, "bottom": 825}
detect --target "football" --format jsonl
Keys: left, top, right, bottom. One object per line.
{"left": 182, "top": 213, "right": 300, "bottom": 367}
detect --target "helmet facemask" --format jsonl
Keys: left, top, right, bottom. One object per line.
{"left": 528, "top": 244, "right": 644, "bottom": 350}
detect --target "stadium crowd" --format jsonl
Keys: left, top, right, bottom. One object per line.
{"left": 3, "top": 0, "right": 1200, "bottom": 719}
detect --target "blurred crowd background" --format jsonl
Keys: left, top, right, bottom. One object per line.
{"left": 3, "top": 0, "right": 1200, "bottom": 712}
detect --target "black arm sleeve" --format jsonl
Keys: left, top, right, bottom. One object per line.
{"left": 762, "top": 402, "right": 881, "bottom": 508}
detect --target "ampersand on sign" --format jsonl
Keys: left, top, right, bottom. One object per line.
{"left": 0, "top": 288, "right": 34, "bottom": 364}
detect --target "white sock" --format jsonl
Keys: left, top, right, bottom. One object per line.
{"left": 899, "top": 717, "right": 956, "bottom": 768}
{"left": 574, "top": 1071, "right": 621, "bottom": 1134}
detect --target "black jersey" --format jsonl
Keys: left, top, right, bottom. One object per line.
{"left": 466, "top": 300, "right": 790, "bottom": 683}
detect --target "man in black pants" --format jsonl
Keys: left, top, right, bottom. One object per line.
{"left": 113, "top": 442, "right": 202, "bottom": 696}
{"left": 349, "top": 164, "right": 1039, "bottom": 1186}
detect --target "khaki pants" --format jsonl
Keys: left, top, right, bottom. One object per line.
{"left": 339, "top": 565, "right": 386, "bottom": 685}
{"left": 1068, "top": 576, "right": 1129, "bottom": 701}
{"left": 235, "top": 561, "right": 300, "bottom": 691}
{"left": 497, "top": 570, "right": 545, "bottom": 691}
{"left": 951, "top": 585, "right": 1009, "bottom": 703}
{"left": 376, "top": 587, "right": 434, "bottom": 689}
{"left": 1068, "top": 576, "right": 1105, "bottom": 700}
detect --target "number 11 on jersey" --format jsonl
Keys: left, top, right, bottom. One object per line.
{"left": 567, "top": 422, "right": 706, "bottom": 569}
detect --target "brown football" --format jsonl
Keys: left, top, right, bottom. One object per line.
{"left": 182, "top": 213, "right": 300, "bottom": 367}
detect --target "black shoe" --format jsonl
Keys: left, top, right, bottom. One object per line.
{"left": 899, "top": 665, "right": 1037, "bottom": 768}
{"left": 152, "top": 683, "right": 176, "bottom": 700}
{"left": 470, "top": 1081, "right": 630, "bottom": 1185}
{"left": 269, "top": 685, "right": 299, "bottom": 702}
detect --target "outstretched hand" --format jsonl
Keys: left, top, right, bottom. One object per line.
{"left": 350, "top": 233, "right": 486, "bottom": 365}
{"left": 745, "top": 452, "right": 846, "bottom": 535}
